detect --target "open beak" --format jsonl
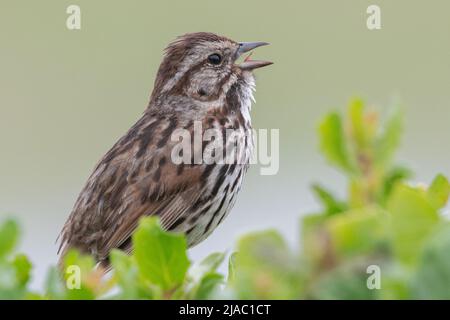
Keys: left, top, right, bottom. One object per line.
{"left": 236, "top": 42, "right": 273, "bottom": 71}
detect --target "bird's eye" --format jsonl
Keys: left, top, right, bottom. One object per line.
{"left": 207, "top": 53, "right": 222, "bottom": 65}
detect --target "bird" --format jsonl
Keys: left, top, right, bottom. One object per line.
{"left": 57, "top": 32, "right": 272, "bottom": 267}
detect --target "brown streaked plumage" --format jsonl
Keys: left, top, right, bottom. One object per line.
{"left": 57, "top": 32, "right": 272, "bottom": 266}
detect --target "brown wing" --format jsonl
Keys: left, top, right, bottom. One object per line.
{"left": 58, "top": 111, "right": 210, "bottom": 262}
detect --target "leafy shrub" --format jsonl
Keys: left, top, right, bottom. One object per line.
{"left": 1, "top": 99, "right": 449, "bottom": 299}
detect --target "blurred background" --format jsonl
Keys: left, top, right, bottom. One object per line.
{"left": 1, "top": 0, "right": 449, "bottom": 289}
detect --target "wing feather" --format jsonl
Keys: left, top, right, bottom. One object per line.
{"left": 58, "top": 111, "right": 208, "bottom": 262}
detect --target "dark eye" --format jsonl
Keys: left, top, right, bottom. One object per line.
{"left": 207, "top": 53, "right": 222, "bottom": 65}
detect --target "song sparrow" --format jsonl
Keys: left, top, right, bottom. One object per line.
{"left": 58, "top": 32, "right": 272, "bottom": 266}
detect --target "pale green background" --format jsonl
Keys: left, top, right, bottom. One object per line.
{"left": 1, "top": 0, "right": 450, "bottom": 287}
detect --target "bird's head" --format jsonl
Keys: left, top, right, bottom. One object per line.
{"left": 150, "top": 32, "right": 272, "bottom": 104}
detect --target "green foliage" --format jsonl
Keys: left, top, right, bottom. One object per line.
{"left": 324, "top": 206, "right": 388, "bottom": 259}
{"left": 0, "top": 219, "right": 20, "bottom": 258}
{"left": 374, "top": 105, "right": 402, "bottom": 166}
{"left": 231, "top": 231, "right": 302, "bottom": 299}
{"left": 310, "top": 260, "right": 378, "bottom": 300}
{"left": 133, "top": 218, "right": 189, "bottom": 291}
{"left": 427, "top": 174, "right": 450, "bottom": 209}
{"left": 311, "top": 184, "right": 348, "bottom": 216}
{"left": 0, "top": 219, "right": 32, "bottom": 299}
{"left": 412, "top": 224, "right": 450, "bottom": 299}
{"left": 298, "top": 99, "right": 450, "bottom": 299}
{"left": 318, "top": 112, "right": 356, "bottom": 174}
{"left": 188, "top": 252, "right": 225, "bottom": 299}
{"left": 1, "top": 98, "right": 449, "bottom": 299}
{"left": 388, "top": 184, "right": 440, "bottom": 266}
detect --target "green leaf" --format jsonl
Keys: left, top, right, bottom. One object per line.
{"left": 63, "top": 249, "right": 95, "bottom": 271}
{"left": 379, "top": 264, "right": 411, "bottom": 299}
{"left": 132, "top": 217, "right": 190, "bottom": 291}
{"left": 348, "top": 98, "right": 366, "bottom": 148}
{"left": 110, "top": 249, "right": 133, "bottom": 277}
{"left": 44, "top": 266, "right": 67, "bottom": 299}
{"left": 188, "top": 252, "right": 226, "bottom": 300}
{"left": 427, "top": 174, "right": 450, "bottom": 209}
{"left": 380, "top": 166, "right": 413, "bottom": 204}
{"left": 311, "top": 262, "right": 378, "bottom": 300}
{"left": 199, "top": 252, "right": 225, "bottom": 273}
{"left": 318, "top": 112, "right": 355, "bottom": 174}
{"left": 13, "top": 254, "right": 32, "bottom": 287}
{"left": 109, "top": 249, "right": 139, "bottom": 299}
{"left": 412, "top": 223, "right": 450, "bottom": 299}
{"left": 349, "top": 178, "right": 368, "bottom": 208}
{"left": 110, "top": 249, "right": 153, "bottom": 299}
{"left": 311, "top": 184, "right": 347, "bottom": 216}
{"left": 187, "top": 252, "right": 224, "bottom": 298}
{"left": 325, "top": 206, "right": 388, "bottom": 259}
{"left": 237, "top": 231, "right": 288, "bottom": 266}
{"left": 65, "top": 285, "right": 96, "bottom": 300}
{"left": 301, "top": 213, "right": 328, "bottom": 265}
{"left": 232, "top": 230, "right": 302, "bottom": 299}
{"left": 62, "top": 250, "right": 97, "bottom": 300}
{"left": 227, "top": 252, "right": 237, "bottom": 283}
{"left": 0, "top": 219, "right": 20, "bottom": 259}
{"left": 375, "top": 105, "right": 402, "bottom": 166}
{"left": 387, "top": 184, "right": 440, "bottom": 266}
{"left": 0, "top": 260, "right": 26, "bottom": 299}
{"left": 192, "top": 273, "right": 224, "bottom": 300}
{"left": 25, "top": 292, "right": 46, "bottom": 300}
